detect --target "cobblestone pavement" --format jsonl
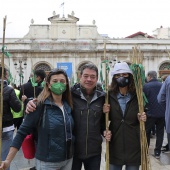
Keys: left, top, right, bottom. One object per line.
{"left": 10, "top": 135, "right": 170, "bottom": 170}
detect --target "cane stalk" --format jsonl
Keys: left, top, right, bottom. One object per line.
{"left": 0, "top": 16, "right": 7, "bottom": 163}
{"left": 104, "top": 41, "right": 109, "bottom": 170}
{"left": 30, "top": 55, "right": 37, "bottom": 98}
{"left": 130, "top": 46, "right": 151, "bottom": 170}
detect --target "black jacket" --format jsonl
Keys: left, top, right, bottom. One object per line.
{"left": 71, "top": 83, "right": 105, "bottom": 159}
{"left": 2, "top": 80, "right": 21, "bottom": 128}
{"left": 108, "top": 91, "right": 141, "bottom": 165}
{"left": 19, "top": 81, "right": 43, "bottom": 109}
{"left": 143, "top": 78, "right": 165, "bottom": 117}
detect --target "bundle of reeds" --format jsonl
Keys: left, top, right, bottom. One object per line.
{"left": 103, "top": 41, "right": 109, "bottom": 170}
{"left": 130, "top": 46, "right": 151, "bottom": 170}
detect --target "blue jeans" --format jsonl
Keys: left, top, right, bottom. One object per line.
{"left": 110, "top": 164, "right": 139, "bottom": 170}
{"left": 36, "top": 158, "right": 73, "bottom": 170}
{"left": 2, "top": 130, "right": 14, "bottom": 170}
{"left": 72, "top": 155, "right": 101, "bottom": 170}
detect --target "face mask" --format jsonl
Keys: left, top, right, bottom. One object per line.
{"left": 116, "top": 77, "right": 129, "bottom": 87}
{"left": 50, "top": 82, "right": 66, "bottom": 95}
{"left": 41, "top": 81, "right": 45, "bottom": 87}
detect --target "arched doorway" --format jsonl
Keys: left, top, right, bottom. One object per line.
{"left": 159, "top": 62, "right": 170, "bottom": 78}
{"left": 76, "top": 61, "right": 94, "bottom": 82}
{"left": 34, "top": 63, "right": 51, "bottom": 71}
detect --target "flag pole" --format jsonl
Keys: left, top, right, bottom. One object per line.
{"left": 104, "top": 41, "right": 109, "bottom": 170}
{"left": 0, "top": 15, "right": 7, "bottom": 163}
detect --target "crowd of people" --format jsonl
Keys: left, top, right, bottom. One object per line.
{"left": 0, "top": 61, "right": 169, "bottom": 170}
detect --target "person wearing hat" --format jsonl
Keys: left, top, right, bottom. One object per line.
{"left": 103, "top": 62, "right": 146, "bottom": 170}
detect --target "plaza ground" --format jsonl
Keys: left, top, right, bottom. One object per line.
{"left": 10, "top": 134, "right": 170, "bottom": 170}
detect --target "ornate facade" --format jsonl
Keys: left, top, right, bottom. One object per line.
{"left": 1, "top": 13, "right": 170, "bottom": 85}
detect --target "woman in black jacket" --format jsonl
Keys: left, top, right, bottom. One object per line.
{"left": 103, "top": 62, "right": 146, "bottom": 170}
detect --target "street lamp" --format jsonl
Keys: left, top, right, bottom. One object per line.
{"left": 109, "top": 58, "right": 117, "bottom": 68}
{"left": 14, "top": 60, "right": 27, "bottom": 87}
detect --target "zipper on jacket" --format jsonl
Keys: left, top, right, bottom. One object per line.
{"left": 59, "top": 106, "right": 67, "bottom": 159}
{"left": 86, "top": 109, "right": 90, "bottom": 156}
{"left": 123, "top": 119, "right": 126, "bottom": 164}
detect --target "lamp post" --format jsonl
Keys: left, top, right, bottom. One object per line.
{"left": 14, "top": 59, "right": 27, "bottom": 87}
{"left": 109, "top": 58, "right": 117, "bottom": 68}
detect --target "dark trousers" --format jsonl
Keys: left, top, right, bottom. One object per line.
{"left": 72, "top": 154, "right": 101, "bottom": 170}
{"left": 145, "top": 117, "right": 165, "bottom": 154}
{"left": 13, "top": 117, "right": 23, "bottom": 130}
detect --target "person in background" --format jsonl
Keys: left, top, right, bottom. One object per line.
{"left": 158, "top": 75, "right": 170, "bottom": 153}
{"left": 161, "top": 75, "right": 169, "bottom": 152}
{"left": 19, "top": 69, "right": 46, "bottom": 111}
{"left": 11, "top": 83, "right": 24, "bottom": 130}
{"left": 0, "top": 68, "right": 74, "bottom": 170}
{"left": 0, "top": 67, "right": 21, "bottom": 170}
{"left": 103, "top": 62, "right": 146, "bottom": 170}
{"left": 143, "top": 71, "right": 165, "bottom": 159}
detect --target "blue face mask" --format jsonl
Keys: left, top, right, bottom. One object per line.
{"left": 50, "top": 82, "right": 66, "bottom": 95}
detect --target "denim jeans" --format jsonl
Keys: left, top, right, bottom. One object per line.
{"left": 36, "top": 158, "right": 73, "bottom": 170}
{"left": 109, "top": 164, "right": 139, "bottom": 170}
{"left": 2, "top": 130, "right": 14, "bottom": 170}
{"left": 72, "top": 154, "right": 101, "bottom": 170}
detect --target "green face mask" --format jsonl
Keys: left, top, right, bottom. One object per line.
{"left": 50, "top": 82, "right": 66, "bottom": 95}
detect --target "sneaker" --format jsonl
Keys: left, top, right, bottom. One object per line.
{"left": 155, "top": 152, "right": 160, "bottom": 159}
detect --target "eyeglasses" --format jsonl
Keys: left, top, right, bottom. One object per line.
{"left": 114, "top": 73, "right": 129, "bottom": 79}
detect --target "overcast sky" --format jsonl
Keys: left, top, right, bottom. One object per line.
{"left": 0, "top": 0, "right": 170, "bottom": 38}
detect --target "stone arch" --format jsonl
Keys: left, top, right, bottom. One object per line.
{"left": 77, "top": 61, "right": 94, "bottom": 71}
{"left": 33, "top": 61, "right": 52, "bottom": 72}
{"left": 159, "top": 62, "right": 170, "bottom": 70}
{"left": 158, "top": 61, "right": 170, "bottom": 77}
{"left": 76, "top": 61, "right": 94, "bottom": 82}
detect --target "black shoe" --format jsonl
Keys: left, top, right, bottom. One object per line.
{"left": 161, "top": 144, "right": 169, "bottom": 152}
{"left": 155, "top": 152, "right": 160, "bottom": 159}
{"left": 30, "top": 167, "right": 36, "bottom": 170}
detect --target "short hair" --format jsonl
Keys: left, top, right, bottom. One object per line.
{"left": 80, "top": 64, "right": 98, "bottom": 77}
{"left": 0, "top": 67, "right": 7, "bottom": 78}
{"left": 35, "top": 69, "right": 46, "bottom": 80}
{"left": 147, "top": 71, "right": 157, "bottom": 79}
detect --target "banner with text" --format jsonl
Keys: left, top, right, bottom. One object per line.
{"left": 57, "top": 62, "right": 72, "bottom": 80}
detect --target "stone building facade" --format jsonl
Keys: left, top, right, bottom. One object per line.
{"left": 1, "top": 13, "right": 170, "bottom": 85}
